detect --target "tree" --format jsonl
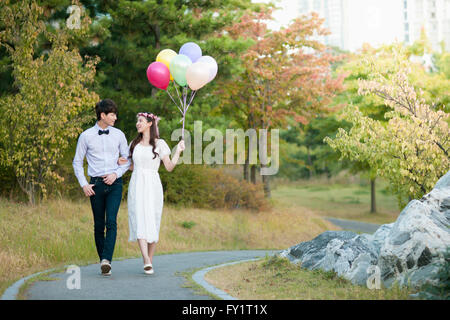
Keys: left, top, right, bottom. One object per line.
{"left": 75, "top": 0, "right": 257, "bottom": 139}
{"left": 330, "top": 41, "right": 450, "bottom": 211}
{"left": 218, "top": 9, "right": 344, "bottom": 197}
{"left": 0, "top": 0, "right": 99, "bottom": 204}
{"left": 325, "top": 46, "right": 449, "bottom": 207}
{"left": 278, "top": 115, "right": 351, "bottom": 181}
{"left": 434, "top": 48, "right": 450, "bottom": 79}
{"left": 331, "top": 44, "right": 398, "bottom": 213}
{"left": 0, "top": 0, "right": 268, "bottom": 202}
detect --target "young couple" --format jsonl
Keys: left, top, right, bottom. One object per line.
{"left": 72, "top": 99, "right": 185, "bottom": 276}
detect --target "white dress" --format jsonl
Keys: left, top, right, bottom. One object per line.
{"left": 128, "top": 138, "right": 171, "bottom": 243}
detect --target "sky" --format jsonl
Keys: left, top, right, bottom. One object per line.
{"left": 256, "top": 0, "right": 404, "bottom": 52}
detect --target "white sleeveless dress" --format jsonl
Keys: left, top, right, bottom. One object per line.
{"left": 128, "top": 139, "right": 171, "bottom": 243}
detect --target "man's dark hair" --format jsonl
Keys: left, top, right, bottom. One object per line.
{"left": 95, "top": 99, "right": 118, "bottom": 121}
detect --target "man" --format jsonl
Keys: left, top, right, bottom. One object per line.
{"left": 73, "top": 99, "right": 130, "bottom": 276}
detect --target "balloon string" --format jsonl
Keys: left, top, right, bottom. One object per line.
{"left": 171, "top": 84, "right": 199, "bottom": 140}
{"left": 183, "top": 86, "right": 187, "bottom": 113}
{"left": 166, "top": 89, "right": 183, "bottom": 115}
{"left": 186, "top": 90, "right": 197, "bottom": 113}
{"left": 188, "top": 89, "right": 195, "bottom": 105}
{"left": 182, "top": 86, "right": 188, "bottom": 140}
{"left": 173, "top": 81, "right": 183, "bottom": 108}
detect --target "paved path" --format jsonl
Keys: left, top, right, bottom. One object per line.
{"left": 23, "top": 250, "right": 277, "bottom": 300}
{"left": 325, "top": 217, "right": 381, "bottom": 234}
{"left": 4, "top": 217, "right": 380, "bottom": 300}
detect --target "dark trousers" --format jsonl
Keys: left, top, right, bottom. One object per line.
{"left": 89, "top": 177, "right": 123, "bottom": 262}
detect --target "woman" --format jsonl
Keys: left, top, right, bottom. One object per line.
{"left": 119, "top": 112, "right": 184, "bottom": 274}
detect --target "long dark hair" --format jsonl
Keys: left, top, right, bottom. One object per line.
{"left": 129, "top": 113, "right": 160, "bottom": 160}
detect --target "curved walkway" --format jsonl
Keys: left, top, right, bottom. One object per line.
{"left": 2, "top": 218, "right": 380, "bottom": 300}
{"left": 5, "top": 250, "right": 276, "bottom": 300}
{"left": 325, "top": 217, "right": 381, "bottom": 234}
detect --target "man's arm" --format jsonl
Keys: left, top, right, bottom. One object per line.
{"left": 73, "top": 133, "right": 96, "bottom": 196}
{"left": 72, "top": 133, "right": 89, "bottom": 188}
{"left": 114, "top": 132, "right": 130, "bottom": 178}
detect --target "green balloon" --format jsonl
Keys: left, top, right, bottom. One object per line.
{"left": 169, "top": 54, "right": 192, "bottom": 86}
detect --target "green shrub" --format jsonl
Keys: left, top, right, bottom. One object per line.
{"left": 160, "top": 164, "right": 269, "bottom": 211}
{"left": 262, "top": 256, "right": 292, "bottom": 269}
{"left": 180, "top": 221, "right": 196, "bottom": 229}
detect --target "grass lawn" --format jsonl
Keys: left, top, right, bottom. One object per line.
{"left": 271, "top": 177, "right": 402, "bottom": 225}
{"left": 204, "top": 256, "right": 415, "bottom": 300}
{"left": 0, "top": 197, "right": 337, "bottom": 297}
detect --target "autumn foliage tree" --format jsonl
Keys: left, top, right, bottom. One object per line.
{"left": 325, "top": 47, "right": 449, "bottom": 206}
{"left": 0, "top": 0, "right": 99, "bottom": 204}
{"left": 331, "top": 42, "right": 450, "bottom": 211}
{"left": 217, "top": 8, "right": 344, "bottom": 197}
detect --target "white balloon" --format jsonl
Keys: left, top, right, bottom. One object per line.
{"left": 196, "top": 56, "right": 218, "bottom": 82}
{"left": 186, "top": 62, "right": 210, "bottom": 90}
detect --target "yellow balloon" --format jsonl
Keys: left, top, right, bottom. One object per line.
{"left": 156, "top": 49, "right": 177, "bottom": 81}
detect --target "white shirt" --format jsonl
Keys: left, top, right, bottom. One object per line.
{"left": 73, "top": 122, "right": 130, "bottom": 188}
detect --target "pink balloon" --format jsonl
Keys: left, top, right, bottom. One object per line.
{"left": 146, "top": 62, "right": 170, "bottom": 90}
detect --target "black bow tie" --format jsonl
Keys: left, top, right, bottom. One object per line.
{"left": 98, "top": 129, "right": 109, "bottom": 135}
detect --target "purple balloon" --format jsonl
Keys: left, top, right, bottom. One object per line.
{"left": 179, "top": 42, "right": 202, "bottom": 63}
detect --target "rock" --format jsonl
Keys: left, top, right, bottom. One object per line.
{"left": 346, "top": 253, "right": 377, "bottom": 285}
{"left": 371, "top": 223, "right": 394, "bottom": 254}
{"left": 406, "top": 263, "right": 442, "bottom": 288}
{"left": 390, "top": 231, "right": 411, "bottom": 245}
{"left": 279, "top": 170, "right": 450, "bottom": 289}
{"left": 377, "top": 193, "right": 450, "bottom": 288}
{"left": 279, "top": 231, "right": 378, "bottom": 285}
{"left": 417, "top": 247, "right": 432, "bottom": 267}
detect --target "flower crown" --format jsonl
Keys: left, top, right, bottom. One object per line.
{"left": 137, "top": 112, "right": 160, "bottom": 123}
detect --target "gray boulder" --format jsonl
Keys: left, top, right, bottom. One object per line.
{"left": 279, "top": 170, "right": 450, "bottom": 289}
{"left": 279, "top": 231, "right": 378, "bottom": 285}
{"left": 377, "top": 172, "right": 450, "bottom": 288}
{"left": 362, "top": 223, "right": 394, "bottom": 255}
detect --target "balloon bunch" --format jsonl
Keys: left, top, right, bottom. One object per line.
{"left": 146, "top": 42, "right": 218, "bottom": 140}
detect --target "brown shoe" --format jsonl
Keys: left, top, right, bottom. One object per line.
{"left": 101, "top": 259, "right": 111, "bottom": 276}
